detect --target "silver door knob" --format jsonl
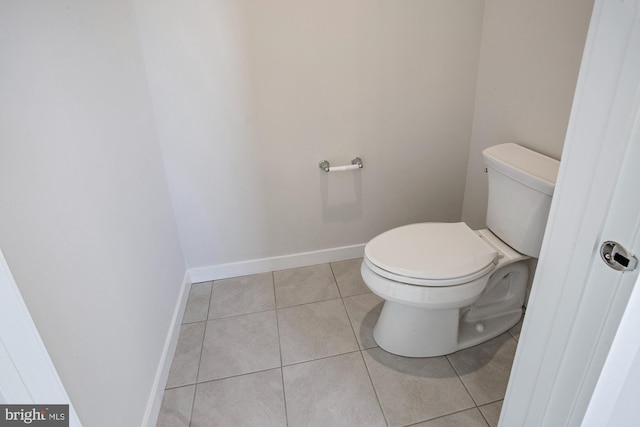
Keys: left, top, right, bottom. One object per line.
{"left": 600, "top": 241, "right": 638, "bottom": 271}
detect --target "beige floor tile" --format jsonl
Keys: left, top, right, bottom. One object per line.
{"left": 413, "top": 407, "right": 489, "bottom": 427}
{"left": 182, "top": 282, "right": 212, "bottom": 324}
{"left": 331, "top": 258, "right": 370, "bottom": 297}
{"left": 166, "top": 322, "right": 206, "bottom": 388}
{"left": 164, "top": 265, "right": 520, "bottom": 427}
{"left": 363, "top": 347, "right": 474, "bottom": 427}
{"left": 509, "top": 317, "right": 523, "bottom": 341}
{"left": 208, "top": 272, "right": 275, "bottom": 319}
{"left": 277, "top": 299, "right": 359, "bottom": 365}
{"left": 479, "top": 400, "right": 503, "bottom": 427}
{"left": 191, "top": 369, "right": 286, "bottom": 427}
{"left": 446, "top": 333, "right": 517, "bottom": 405}
{"left": 343, "top": 292, "right": 384, "bottom": 349}
{"left": 156, "top": 385, "right": 195, "bottom": 427}
{"left": 198, "top": 310, "right": 280, "bottom": 382}
{"left": 283, "top": 352, "right": 386, "bottom": 427}
{"left": 274, "top": 263, "right": 340, "bottom": 308}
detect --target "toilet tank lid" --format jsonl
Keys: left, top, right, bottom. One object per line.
{"left": 483, "top": 143, "right": 560, "bottom": 195}
{"left": 364, "top": 222, "right": 498, "bottom": 281}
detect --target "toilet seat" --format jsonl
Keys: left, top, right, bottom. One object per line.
{"left": 364, "top": 222, "right": 499, "bottom": 287}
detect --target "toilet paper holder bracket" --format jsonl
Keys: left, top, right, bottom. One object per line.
{"left": 318, "top": 157, "right": 363, "bottom": 172}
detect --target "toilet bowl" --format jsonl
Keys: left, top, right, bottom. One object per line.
{"left": 361, "top": 143, "right": 560, "bottom": 357}
{"left": 361, "top": 223, "right": 528, "bottom": 357}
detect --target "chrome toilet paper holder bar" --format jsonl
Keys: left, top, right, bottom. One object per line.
{"left": 318, "top": 157, "right": 363, "bottom": 172}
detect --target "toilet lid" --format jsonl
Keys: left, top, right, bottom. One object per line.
{"left": 365, "top": 222, "right": 498, "bottom": 283}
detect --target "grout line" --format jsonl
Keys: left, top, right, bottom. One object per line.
{"left": 207, "top": 306, "right": 278, "bottom": 322}
{"left": 186, "top": 282, "right": 213, "bottom": 427}
{"left": 479, "top": 397, "right": 505, "bottom": 406}
{"left": 204, "top": 280, "right": 214, "bottom": 321}
{"left": 478, "top": 405, "right": 492, "bottom": 427}
{"left": 276, "top": 295, "right": 343, "bottom": 311}
{"left": 187, "top": 383, "right": 196, "bottom": 427}
{"left": 193, "top": 299, "right": 212, "bottom": 380}
{"left": 340, "top": 295, "right": 364, "bottom": 351}
{"left": 281, "top": 348, "right": 362, "bottom": 369}
{"left": 193, "top": 366, "right": 283, "bottom": 387}
{"left": 478, "top": 399, "right": 504, "bottom": 427}
{"left": 445, "top": 354, "right": 480, "bottom": 407}
{"left": 181, "top": 319, "right": 208, "bottom": 325}
{"left": 159, "top": 382, "right": 197, "bottom": 392}
{"left": 272, "top": 271, "right": 290, "bottom": 427}
{"left": 358, "top": 349, "right": 390, "bottom": 427}
{"left": 280, "top": 368, "right": 289, "bottom": 427}
{"left": 477, "top": 397, "right": 505, "bottom": 427}
{"left": 342, "top": 290, "right": 375, "bottom": 298}
{"left": 339, "top": 295, "right": 361, "bottom": 349}
{"left": 180, "top": 282, "right": 208, "bottom": 326}
{"left": 328, "top": 261, "right": 344, "bottom": 298}
{"left": 508, "top": 313, "right": 524, "bottom": 342}
{"left": 403, "top": 406, "right": 488, "bottom": 427}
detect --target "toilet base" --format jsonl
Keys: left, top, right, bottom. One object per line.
{"left": 373, "top": 301, "right": 460, "bottom": 357}
{"left": 370, "top": 261, "right": 529, "bottom": 357}
{"left": 458, "top": 308, "right": 522, "bottom": 351}
{"left": 373, "top": 301, "right": 523, "bottom": 357}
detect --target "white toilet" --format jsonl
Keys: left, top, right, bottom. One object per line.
{"left": 361, "top": 143, "right": 560, "bottom": 357}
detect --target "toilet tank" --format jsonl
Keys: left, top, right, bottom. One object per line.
{"left": 483, "top": 143, "right": 560, "bottom": 258}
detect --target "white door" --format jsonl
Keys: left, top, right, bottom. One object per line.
{"left": 0, "top": 249, "right": 82, "bottom": 426}
{"left": 500, "top": 0, "right": 640, "bottom": 425}
{"left": 581, "top": 272, "right": 640, "bottom": 426}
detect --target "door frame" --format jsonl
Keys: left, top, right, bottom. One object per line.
{"left": 500, "top": 0, "right": 640, "bottom": 425}
{"left": 0, "top": 249, "right": 82, "bottom": 426}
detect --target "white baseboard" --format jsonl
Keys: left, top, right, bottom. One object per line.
{"left": 188, "top": 244, "right": 366, "bottom": 283}
{"left": 142, "top": 270, "right": 192, "bottom": 427}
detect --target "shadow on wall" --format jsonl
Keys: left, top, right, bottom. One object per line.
{"left": 320, "top": 165, "right": 363, "bottom": 222}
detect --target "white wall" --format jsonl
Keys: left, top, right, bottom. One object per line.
{"left": 461, "top": 0, "right": 594, "bottom": 229}
{"left": 0, "top": 0, "right": 596, "bottom": 422}
{"left": 0, "top": 2, "right": 186, "bottom": 426}
{"left": 135, "top": 0, "right": 486, "bottom": 269}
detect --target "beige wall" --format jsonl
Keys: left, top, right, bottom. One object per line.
{"left": 0, "top": 2, "right": 186, "bottom": 426}
{"left": 461, "top": 0, "right": 594, "bottom": 229}
{"left": 135, "top": 0, "right": 485, "bottom": 268}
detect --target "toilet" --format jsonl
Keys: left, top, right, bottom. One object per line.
{"left": 361, "top": 143, "right": 560, "bottom": 357}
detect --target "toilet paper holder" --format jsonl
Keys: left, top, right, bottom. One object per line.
{"left": 318, "top": 157, "right": 363, "bottom": 172}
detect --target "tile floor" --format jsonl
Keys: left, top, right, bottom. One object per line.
{"left": 157, "top": 258, "right": 522, "bottom": 427}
